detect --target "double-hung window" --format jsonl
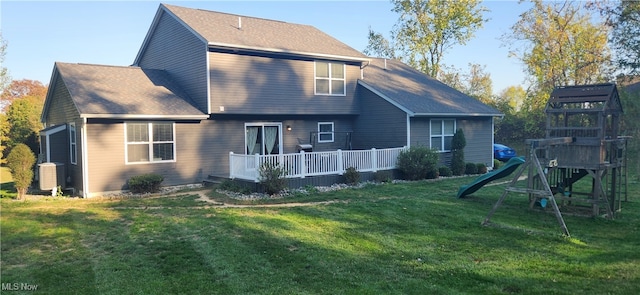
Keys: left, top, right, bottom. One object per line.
{"left": 69, "top": 122, "right": 77, "bottom": 165}
{"left": 315, "top": 61, "right": 345, "bottom": 95}
{"left": 125, "top": 122, "right": 175, "bottom": 164}
{"left": 430, "top": 119, "right": 456, "bottom": 152}
{"left": 317, "top": 122, "right": 334, "bottom": 143}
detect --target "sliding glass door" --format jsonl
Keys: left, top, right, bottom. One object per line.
{"left": 245, "top": 123, "right": 282, "bottom": 155}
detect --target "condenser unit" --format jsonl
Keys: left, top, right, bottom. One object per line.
{"left": 39, "top": 162, "right": 65, "bottom": 191}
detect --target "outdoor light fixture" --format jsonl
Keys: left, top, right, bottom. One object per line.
{"left": 287, "top": 125, "right": 292, "bottom": 131}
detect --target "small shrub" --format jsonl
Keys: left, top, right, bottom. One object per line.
{"left": 219, "top": 179, "right": 251, "bottom": 194}
{"left": 438, "top": 166, "right": 453, "bottom": 177}
{"left": 373, "top": 170, "right": 393, "bottom": 183}
{"left": 344, "top": 167, "right": 360, "bottom": 185}
{"left": 6, "top": 144, "right": 36, "bottom": 199}
{"left": 397, "top": 146, "right": 439, "bottom": 180}
{"left": 476, "top": 163, "right": 488, "bottom": 174}
{"left": 258, "top": 161, "right": 287, "bottom": 195}
{"left": 426, "top": 169, "right": 439, "bottom": 179}
{"left": 128, "top": 173, "right": 164, "bottom": 194}
{"left": 493, "top": 159, "right": 503, "bottom": 170}
{"left": 451, "top": 129, "right": 466, "bottom": 176}
{"left": 465, "top": 163, "right": 478, "bottom": 175}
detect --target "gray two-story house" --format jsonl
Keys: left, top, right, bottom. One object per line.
{"left": 40, "top": 4, "right": 501, "bottom": 197}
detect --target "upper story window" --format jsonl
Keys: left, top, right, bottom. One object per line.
{"left": 315, "top": 61, "right": 345, "bottom": 96}
{"left": 430, "top": 119, "right": 456, "bottom": 152}
{"left": 69, "top": 122, "right": 77, "bottom": 165}
{"left": 125, "top": 122, "right": 175, "bottom": 164}
{"left": 317, "top": 122, "right": 334, "bottom": 143}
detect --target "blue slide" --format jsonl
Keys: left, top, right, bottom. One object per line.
{"left": 456, "top": 156, "right": 525, "bottom": 198}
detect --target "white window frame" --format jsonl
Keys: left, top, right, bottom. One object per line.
{"left": 244, "top": 122, "right": 283, "bottom": 155}
{"left": 69, "top": 122, "right": 77, "bottom": 165}
{"left": 124, "top": 122, "right": 176, "bottom": 164}
{"left": 430, "top": 119, "right": 456, "bottom": 152}
{"left": 314, "top": 61, "right": 346, "bottom": 96}
{"left": 317, "top": 122, "right": 334, "bottom": 143}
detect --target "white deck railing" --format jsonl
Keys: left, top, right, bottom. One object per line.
{"left": 229, "top": 146, "right": 407, "bottom": 182}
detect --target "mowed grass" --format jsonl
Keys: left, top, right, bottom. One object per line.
{"left": 1, "top": 174, "right": 639, "bottom": 294}
{"left": 0, "top": 167, "right": 17, "bottom": 199}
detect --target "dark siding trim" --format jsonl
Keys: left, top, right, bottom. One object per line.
{"left": 353, "top": 85, "right": 407, "bottom": 149}
{"left": 137, "top": 11, "right": 208, "bottom": 113}
{"left": 208, "top": 52, "right": 360, "bottom": 115}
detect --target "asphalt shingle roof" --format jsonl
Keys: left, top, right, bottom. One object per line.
{"left": 54, "top": 62, "right": 206, "bottom": 119}
{"left": 360, "top": 58, "right": 502, "bottom": 116}
{"left": 162, "top": 4, "right": 367, "bottom": 60}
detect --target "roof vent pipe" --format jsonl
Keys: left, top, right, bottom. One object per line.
{"left": 238, "top": 17, "right": 242, "bottom": 29}
{"left": 384, "top": 58, "right": 387, "bottom": 70}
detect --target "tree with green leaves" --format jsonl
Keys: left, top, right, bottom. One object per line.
{"left": 366, "top": 0, "right": 487, "bottom": 78}
{"left": 363, "top": 27, "right": 396, "bottom": 59}
{"left": 591, "top": 1, "right": 640, "bottom": 75}
{"left": 464, "top": 63, "right": 493, "bottom": 104}
{"left": 504, "top": 0, "right": 612, "bottom": 111}
{"left": 1, "top": 79, "right": 47, "bottom": 159}
{"left": 451, "top": 128, "right": 466, "bottom": 176}
{"left": 0, "top": 113, "right": 9, "bottom": 164}
{"left": 7, "top": 143, "right": 36, "bottom": 199}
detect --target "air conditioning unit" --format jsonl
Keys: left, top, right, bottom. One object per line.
{"left": 39, "top": 162, "right": 65, "bottom": 191}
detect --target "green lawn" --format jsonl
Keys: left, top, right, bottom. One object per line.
{"left": 0, "top": 167, "right": 17, "bottom": 198}
{"left": 1, "top": 175, "right": 639, "bottom": 294}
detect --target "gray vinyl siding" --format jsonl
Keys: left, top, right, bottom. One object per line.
{"left": 48, "top": 131, "right": 68, "bottom": 164}
{"left": 279, "top": 117, "right": 355, "bottom": 152}
{"left": 209, "top": 52, "right": 360, "bottom": 115}
{"left": 409, "top": 118, "right": 431, "bottom": 148}
{"left": 410, "top": 116, "right": 494, "bottom": 167}
{"left": 42, "top": 76, "right": 83, "bottom": 194}
{"left": 352, "top": 86, "right": 407, "bottom": 149}
{"left": 458, "top": 117, "right": 494, "bottom": 167}
{"left": 44, "top": 76, "right": 80, "bottom": 126}
{"left": 85, "top": 121, "right": 213, "bottom": 193}
{"left": 137, "top": 11, "right": 208, "bottom": 113}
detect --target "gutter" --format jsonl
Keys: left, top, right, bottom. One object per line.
{"left": 410, "top": 112, "right": 505, "bottom": 118}
{"left": 80, "top": 114, "right": 210, "bottom": 120}
{"left": 208, "top": 42, "right": 371, "bottom": 63}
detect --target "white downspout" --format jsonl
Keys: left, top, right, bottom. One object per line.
{"left": 81, "top": 118, "right": 89, "bottom": 198}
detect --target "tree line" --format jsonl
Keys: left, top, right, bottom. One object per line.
{"left": 364, "top": 0, "right": 639, "bottom": 154}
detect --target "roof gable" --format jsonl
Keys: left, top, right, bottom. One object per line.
{"left": 360, "top": 58, "right": 502, "bottom": 116}
{"left": 547, "top": 83, "right": 623, "bottom": 114}
{"left": 153, "top": 4, "right": 368, "bottom": 61}
{"left": 47, "top": 62, "right": 207, "bottom": 120}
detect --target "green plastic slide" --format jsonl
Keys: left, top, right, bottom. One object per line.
{"left": 456, "top": 156, "right": 525, "bottom": 198}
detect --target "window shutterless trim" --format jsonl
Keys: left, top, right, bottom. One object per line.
{"left": 69, "top": 122, "right": 77, "bottom": 165}
{"left": 317, "top": 122, "right": 334, "bottom": 143}
{"left": 314, "top": 61, "right": 346, "bottom": 96}
{"left": 124, "top": 122, "right": 176, "bottom": 165}
{"left": 430, "top": 119, "right": 456, "bottom": 152}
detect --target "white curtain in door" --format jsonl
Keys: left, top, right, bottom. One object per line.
{"left": 246, "top": 127, "right": 259, "bottom": 154}
{"left": 264, "top": 126, "right": 278, "bottom": 154}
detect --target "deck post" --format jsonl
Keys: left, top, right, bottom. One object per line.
{"left": 337, "top": 150, "right": 344, "bottom": 175}
{"left": 229, "top": 152, "right": 234, "bottom": 178}
{"left": 371, "top": 148, "right": 378, "bottom": 172}
{"left": 300, "top": 150, "right": 306, "bottom": 178}
{"left": 254, "top": 153, "right": 260, "bottom": 182}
